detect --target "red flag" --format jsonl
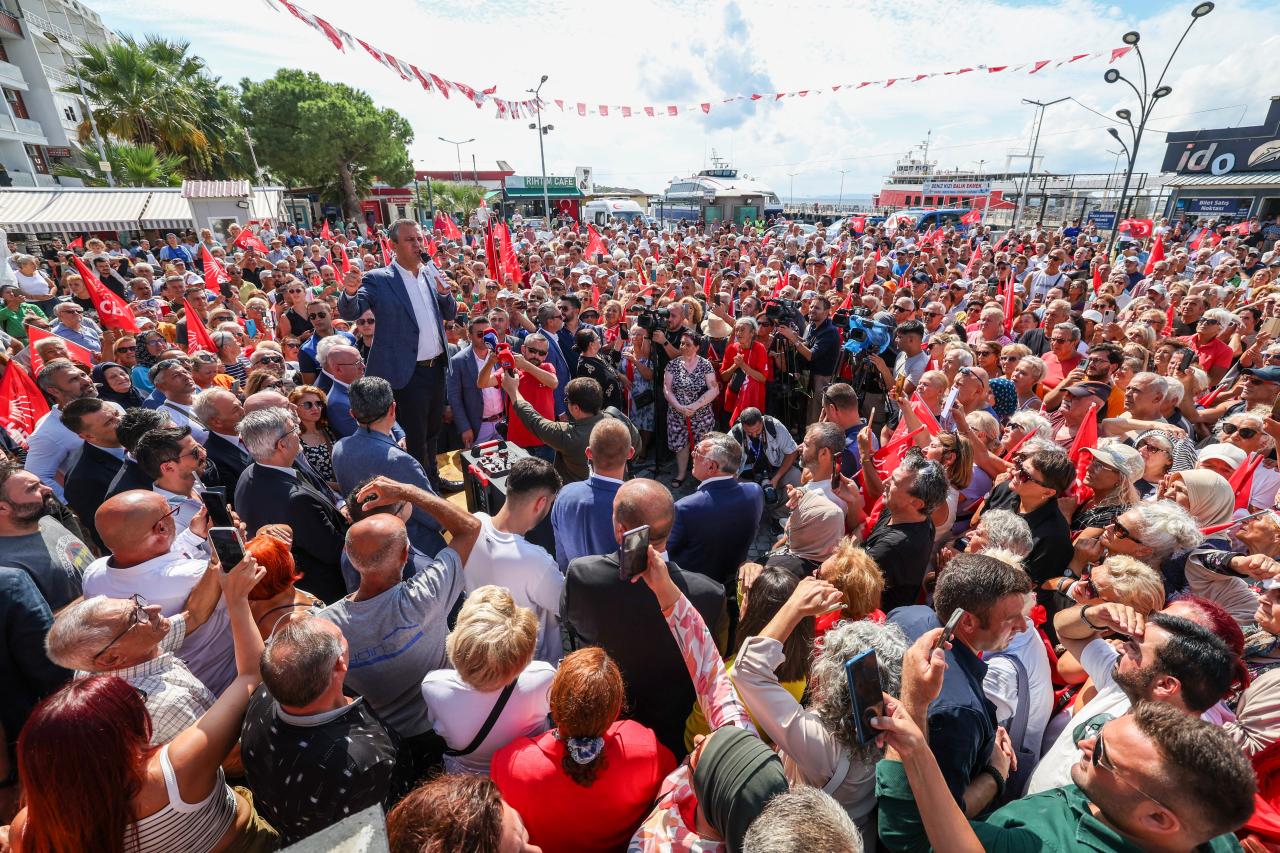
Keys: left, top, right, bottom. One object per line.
{"left": 1117, "top": 218, "right": 1153, "bottom": 238}
{"left": 827, "top": 251, "right": 842, "bottom": 284}
{"left": 334, "top": 242, "right": 352, "bottom": 276}
{"left": 1002, "top": 429, "right": 1034, "bottom": 462}
{"left": 1236, "top": 221, "right": 1251, "bottom": 236}
{"left": 849, "top": 216, "right": 866, "bottom": 233}
{"left": 1189, "top": 228, "right": 1207, "bottom": 252}
{"left": 585, "top": 225, "right": 606, "bottom": 260}
{"left": 320, "top": 219, "right": 332, "bottom": 241}
{"left": 426, "top": 237, "right": 439, "bottom": 259}
{"left": 498, "top": 224, "right": 521, "bottom": 283}
{"left": 1229, "top": 453, "right": 1265, "bottom": 510}
{"left": 1091, "top": 262, "right": 1103, "bottom": 294}
{"left": 703, "top": 264, "right": 713, "bottom": 302}
{"left": 0, "top": 361, "right": 49, "bottom": 449}
{"left": 199, "top": 244, "right": 230, "bottom": 293}
{"left": 28, "top": 326, "right": 93, "bottom": 372}
{"left": 590, "top": 283, "right": 601, "bottom": 310}
{"left": 183, "top": 299, "right": 218, "bottom": 355}
{"left": 1143, "top": 235, "right": 1164, "bottom": 275}
{"left": 67, "top": 236, "right": 83, "bottom": 249}
{"left": 441, "top": 215, "right": 462, "bottom": 241}
{"left": 965, "top": 245, "right": 981, "bottom": 278}
{"left": 380, "top": 237, "right": 394, "bottom": 266}
{"left": 232, "top": 227, "right": 268, "bottom": 254}
{"left": 1002, "top": 272, "right": 1017, "bottom": 335}
{"left": 1164, "top": 302, "right": 1175, "bottom": 335}
{"left": 1067, "top": 401, "right": 1100, "bottom": 494}
{"left": 71, "top": 256, "right": 138, "bottom": 333}
{"left": 960, "top": 209, "right": 981, "bottom": 226}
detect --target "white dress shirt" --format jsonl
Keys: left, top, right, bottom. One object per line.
{"left": 25, "top": 401, "right": 125, "bottom": 500}
{"left": 391, "top": 260, "right": 445, "bottom": 361}
{"left": 160, "top": 400, "right": 209, "bottom": 445}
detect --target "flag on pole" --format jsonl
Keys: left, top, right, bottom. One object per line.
{"left": 585, "top": 225, "right": 606, "bottom": 260}
{"left": 1067, "top": 401, "right": 1100, "bottom": 494}
{"left": 71, "top": 256, "right": 138, "bottom": 332}
{"left": 183, "top": 300, "right": 218, "bottom": 354}
{"left": 484, "top": 225, "right": 500, "bottom": 280}
{"left": 320, "top": 219, "right": 332, "bottom": 241}
{"left": 67, "top": 236, "right": 84, "bottom": 249}
{"left": 200, "top": 245, "right": 230, "bottom": 293}
{"left": 27, "top": 326, "right": 93, "bottom": 372}
{"left": 441, "top": 215, "right": 462, "bottom": 241}
{"left": 334, "top": 242, "right": 352, "bottom": 276}
{"left": 498, "top": 223, "right": 521, "bottom": 283}
{"left": 232, "top": 228, "right": 269, "bottom": 254}
{"left": 703, "top": 264, "right": 713, "bottom": 302}
{"left": 0, "top": 361, "right": 49, "bottom": 449}
{"left": 1002, "top": 272, "right": 1017, "bottom": 335}
{"left": 1229, "top": 453, "right": 1265, "bottom": 510}
{"left": 1144, "top": 235, "right": 1164, "bottom": 275}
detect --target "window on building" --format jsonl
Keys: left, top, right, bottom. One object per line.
{"left": 5, "top": 88, "right": 28, "bottom": 120}
{"left": 25, "top": 145, "right": 48, "bottom": 174}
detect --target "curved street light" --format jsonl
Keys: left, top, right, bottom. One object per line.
{"left": 1103, "top": 3, "right": 1213, "bottom": 253}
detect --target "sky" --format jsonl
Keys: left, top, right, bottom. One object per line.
{"left": 89, "top": 0, "right": 1280, "bottom": 199}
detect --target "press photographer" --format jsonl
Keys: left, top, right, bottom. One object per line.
{"left": 728, "top": 407, "right": 800, "bottom": 522}
{"left": 774, "top": 296, "right": 842, "bottom": 423}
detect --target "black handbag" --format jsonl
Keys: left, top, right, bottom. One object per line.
{"left": 631, "top": 389, "right": 654, "bottom": 409}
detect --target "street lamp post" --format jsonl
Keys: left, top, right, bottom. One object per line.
{"left": 438, "top": 136, "right": 474, "bottom": 183}
{"left": 47, "top": 34, "right": 113, "bottom": 186}
{"left": 1104, "top": 2, "right": 1214, "bottom": 253}
{"left": 837, "top": 169, "right": 849, "bottom": 208}
{"left": 528, "top": 75, "right": 553, "bottom": 227}
{"left": 788, "top": 172, "right": 799, "bottom": 208}
{"left": 1011, "top": 97, "right": 1068, "bottom": 232}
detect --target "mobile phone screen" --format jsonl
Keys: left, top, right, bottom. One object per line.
{"left": 209, "top": 527, "right": 245, "bottom": 572}
{"left": 845, "top": 649, "right": 883, "bottom": 744}
{"left": 200, "top": 488, "right": 234, "bottom": 529}
{"left": 617, "top": 524, "right": 650, "bottom": 581}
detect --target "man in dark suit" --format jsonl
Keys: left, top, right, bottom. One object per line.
{"left": 337, "top": 218, "right": 461, "bottom": 492}
{"left": 550, "top": 417, "right": 633, "bottom": 571}
{"left": 234, "top": 407, "right": 348, "bottom": 603}
{"left": 318, "top": 344, "right": 366, "bottom": 439}
{"left": 533, "top": 304, "right": 570, "bottom": 417}
{"left": 104, "top": 407, "right": 170, "bottom": 501}
{"left": 193, "top": 388, "right": 252, "bottom": 489}
{"left": 667, "top": 431, "right": 763, "bottom": 592}
{"left": 59, "top": 398, "right": 126, "bottom": 549}
{"left": 445, "top": 315, "right": 503, "bottom": 448}
{"left": 561, "top": 479, "right": 727, "bottom": 759}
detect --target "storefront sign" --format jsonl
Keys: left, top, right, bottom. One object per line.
{"left": 45, "top": 147, "right": 72, "bottom": 158}
{"left": 1087, "top": 210, "right": 1117, "bottom": 230}
{"left": 507, "top": 175, "right": 577, "bottom": 190}
{"left": 923, "top": 180, "right": 990, "bottom": 196}
{"left": 1183, "top": 197, "right": 1252, "bottom": 216}
{"left": 1163, "top": 97, "right": 1280, "bottom": 175}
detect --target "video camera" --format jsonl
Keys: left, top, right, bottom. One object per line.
{"left": 842, "top": 308, "right": 893, "bottom": 359}
{"left": 763, "top": 298, "right": 804, "bottom": 331}
{"left": 636, "top": 306, "right": 670, "bottom": 334}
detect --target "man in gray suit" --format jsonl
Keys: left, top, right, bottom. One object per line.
{"left": 331, "top": 376, "right": 446, "bottom": 557}
{"left": 338, "top": 218, "right": 461, "bottom": 492}
{"left": 445, "top": 315, "right": 504, "bottom": 449}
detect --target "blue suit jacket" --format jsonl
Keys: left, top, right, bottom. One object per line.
{"left": 325, "top": 380, "right": 357, "bottom": 439}
{"left": 331, "top": 427, "right": 445, "bottom": 556}
{"left": 337, "top": 263, "right": 457, "bottom": 390}
{"left": 540, "top": 327, "right": 570, "bottom": 417}
{"left": 445, "top": 345, "right": 485, "bottom": 437}
{"left": 667, "top": 477, "right": 764, "bottom": 587}
{"left": 551, "top": 474, "right": 623, "bottom": 572}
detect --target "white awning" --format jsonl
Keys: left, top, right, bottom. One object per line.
{"left": 138, "top": 190, "right": 193, "bottom": 229}
{"left": 0, "top": 188, "right": 153, "bottom": 232}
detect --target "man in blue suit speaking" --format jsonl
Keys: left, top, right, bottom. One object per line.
{"left": 338, "top": 219, "right": 462, "bottom": 492}
{"left": 667, "top": 431, "right": 764, "bottom": 593}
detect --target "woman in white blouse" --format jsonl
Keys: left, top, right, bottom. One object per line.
{"left": 733, "top": 577, "right": 907, "bottom": 851}
{"left": 421, "top": 585, "right": 554, "bottom": 774}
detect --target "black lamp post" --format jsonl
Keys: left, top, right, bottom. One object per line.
{"left": 1104, "top": 2, "right": 1214, "bottom": 253}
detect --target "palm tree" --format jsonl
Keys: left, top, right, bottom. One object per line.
{"left": 419, "top": 180, "right": 487, "bottom": 221}
{"left": 52, "top": 142, "right": 184, "bottom": 187}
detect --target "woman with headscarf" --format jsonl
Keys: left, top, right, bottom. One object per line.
{"left": 629, "top": 544, "right": 790, "bottom": 852}
{"left": 1153, "top": 468, "right": 1236, "bottom": 596}
{"left": 92, "top": 361, "right": 144, "bottom": 408}
{"left": 132, "top": 329, "right": 169, "bottom": 394}
{"left": 987, "top": 377, "right": 1018, "bottom": 425}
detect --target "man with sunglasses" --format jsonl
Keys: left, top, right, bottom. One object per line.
{"left": 876, "top": 633, "right": 1254, "bottom": 853}
{"left": 1183, "top": 365, "right": 1280, "bottom": 430}
{"left": 297, "top": 301, "right": 356, "bottom": 386}
{"left": 1029, "top": 599, "right": 1239, "bottom": 797}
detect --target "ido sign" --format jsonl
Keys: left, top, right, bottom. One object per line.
{"left": 1163, "top": 97, "right": 1280, "bottom": 176}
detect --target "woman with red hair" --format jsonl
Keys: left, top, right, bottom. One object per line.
{"left": 245, "top": 530, "right": 322, "bottom": 639}
{"left": 8, "top": 560, "right": 279, "bottom": 853}
{"left": 491, "top": 647, "right": 675, "bottom": 853}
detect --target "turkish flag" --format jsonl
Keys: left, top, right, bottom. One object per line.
{"left": 183, "top": 299, "right": 218, "bottom": 355}
{"left": 233, "top": 228, "right": 268, "bottom": 254}
{"left": 72, "top": 256, "right": 138, "bottom": 333}
{"left": 961, "top": 209, "right": 982, "bottom": 226}
{"left": 320, "top": 219, "right": 332, "bottom": 241}
{"left": 425, "top": 237, "right": 439, "bottom": 259}
{"left": 28, "top": 326, "right": 94, "bottom": 372}
{"left": 849, "top": 217, "right": 866, "bottom": 234}
{"left": 585, "top": 225, "right": 606, "bottom": 260}
{"left": 1118, "top": 218, "right": 1153, "bottom": 238}
{"left": 1067, "top": 401, "right": 1100, "bottom": 495}
{"left": 200, "top": 244, "right": 230, "bottom": 293}
{"left": 1144, "top": 235, "right": 1165, "bottom": 275}
{"left": 827, "top": 251, "right": 842, "bottom": 284}
{"left": 0, "top": 361, "right": 49, "bottom": 449}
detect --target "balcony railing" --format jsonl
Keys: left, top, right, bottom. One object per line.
{"left": 41, "top": 62, "right": 76, "bottom": 88}
{"left": 0, "top": 58, "right": 24, "bottom": 87}
{"left": 14, "top": 117, "right": 45, "bottom": 138}
{"left": 21, "top": 9, "right": 78, "bottom": 48}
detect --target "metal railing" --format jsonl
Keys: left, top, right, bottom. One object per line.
{"left": 41, "top": 62, "right": 75, "bottom": 87}
{"left": 21, "top": 9, "right": 78, "bottom": 48}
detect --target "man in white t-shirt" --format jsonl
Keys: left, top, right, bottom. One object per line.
{"left": 1027, "top": 599, "right": 1238, "bottom": 794}
{"left": 464, "top": 456, "right": 564, "bottom": 663}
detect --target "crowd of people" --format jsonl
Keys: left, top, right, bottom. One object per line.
{"left": 2, "top": 208, "right": 1280, "bottom": 851}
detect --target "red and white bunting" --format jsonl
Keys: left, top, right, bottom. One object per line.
{"left": 268, "top": 0, "right": 1135, "bottom": 122}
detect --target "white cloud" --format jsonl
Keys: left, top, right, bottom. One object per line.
{"left": 89, "top": 0, "right": 1280, "bottom": 198}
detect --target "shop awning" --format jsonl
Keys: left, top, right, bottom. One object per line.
{"left": 0, "top": 188, "right": 153, "bottom": 232}
{"left": 504, "top": 186, "right": 583, "bottom": 199}
{"left": 1166, "top": 171, "right": 1280, "bottom": 188}
{"left": 138, "top": 190, "right": 193, "bottom": 230}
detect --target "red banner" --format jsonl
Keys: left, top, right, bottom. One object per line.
{"left": 0, "top": 361, "right": 49, "bottom": 448}
{"left": 71, "top": 256, "right": 138, "bottom": 333}
{"left": 183, "top": 299, "right": 218, "bottom": 355}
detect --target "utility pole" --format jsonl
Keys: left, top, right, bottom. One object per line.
{"left": 1012, "top": 97, "right": 1067, "bottom": 232}
{"left": 837, "top": 169, "right": 849, "bottom": 208}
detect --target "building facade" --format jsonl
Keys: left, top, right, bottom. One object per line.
{"left": 0, "top": 0, "right": 114, "bottom": 188}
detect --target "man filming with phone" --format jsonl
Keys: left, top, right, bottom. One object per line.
{"left": 886, "top": 553, "right": 1032, "bottom": 816}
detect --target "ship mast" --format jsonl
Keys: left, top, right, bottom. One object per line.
{"left": 921, "top": 130, "right": 932, "bottom": 178}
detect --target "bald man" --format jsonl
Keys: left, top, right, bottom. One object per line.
{"left": 319, "top": 476, "right": 479, "bottom": 760}
{"left": 81, "top": 489, "right": 236, "bottom": 694}
{"left": 560, "top": 478, "right": 728, "bottom": 758}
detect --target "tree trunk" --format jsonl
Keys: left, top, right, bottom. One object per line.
{"left": 338, "top": 161, "right": 360, "bottom": 223}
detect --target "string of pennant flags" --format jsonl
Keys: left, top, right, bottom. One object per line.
{"left": 266, "top": 0, "right": 1133, "bottom": 121}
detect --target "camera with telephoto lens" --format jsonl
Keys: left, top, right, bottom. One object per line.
{"left": 761, "top": 481, "right": 779, "bottom": 505}
{"left": 636, "top": 306, "right": 670, "bottom": 333}
{"left": 763, "top": 298, "right": 804, "bottom": 331}
{"left": 843, "top": 309, "right": 893, "bottom": 359}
